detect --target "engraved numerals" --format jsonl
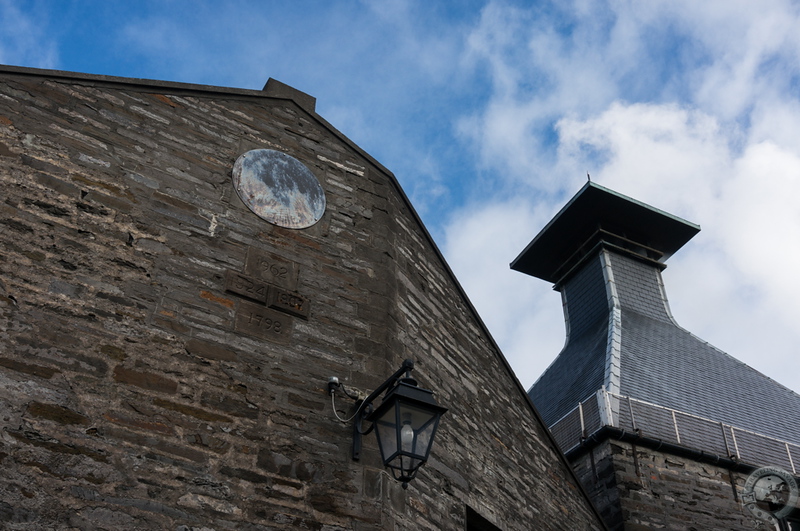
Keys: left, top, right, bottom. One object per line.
{"left": 258, "top": 260, "right": 289, "bottom": 280}
{"left": 234, "top": 301, "right": 291, "bottom": 344}
{"left": 245, "top": 248, "right": 298, "bottom": 290}
{"left": 225, "top": 270, "right": 269, "bottom": 303}
{"left": 246, "top": 311, "right": 281, "bottom": 332}
{"left": 268, "top": 287, "right": 310, "bottom": 319}
{"left": 229, "top": 248, "right": 308, "bottom": 341}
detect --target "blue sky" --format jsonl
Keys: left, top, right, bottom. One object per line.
{"left": 3, "top": 0, "right": 800, "bottom": 396}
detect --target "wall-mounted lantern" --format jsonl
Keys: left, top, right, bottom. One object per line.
{"left": 329, "top": 359, "right": 447, "bottom": 489}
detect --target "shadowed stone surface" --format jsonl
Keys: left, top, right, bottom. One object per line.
{"left": 0, "top": 65, "right": 604, "bottom": 530}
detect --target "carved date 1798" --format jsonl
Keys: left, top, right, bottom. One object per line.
{"left": 234, "top": 300, "right": 291, "bottom": 344}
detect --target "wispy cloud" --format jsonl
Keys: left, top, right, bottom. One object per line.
{"left": 445, "top": 0, "right": 800, "bottom": 389}
{"left": 0, "top": 0, "right": 58, "bottom": 68}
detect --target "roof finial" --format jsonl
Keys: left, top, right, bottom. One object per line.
{"left": 587, "top": 172, "right": 591, "bottom": 182}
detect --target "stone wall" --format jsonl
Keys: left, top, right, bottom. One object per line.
{"left": 0, "top": 67, "right": 604, "bottom": 530}
{"left": 572, "top": 439, "right": 759, "bottom": 530}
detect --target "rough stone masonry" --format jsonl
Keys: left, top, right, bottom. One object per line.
{"left": 0, "top": 66, "right": 605, "bottom": 530}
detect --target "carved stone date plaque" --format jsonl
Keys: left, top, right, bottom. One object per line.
{"left": 244, "top": 248, "right": 298, "bottom": 291}
{"left": 268, "top": 287, "right": 310, "bottom": 319}
{"left": 234, "top": 300, "right": 292, "bottom": 344}
{"left": 224, "top": 270, "right": 269, "bottom": 304}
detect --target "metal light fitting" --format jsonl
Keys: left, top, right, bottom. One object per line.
{"left": 329, "top": 359, "right": 447, "bottom": 489}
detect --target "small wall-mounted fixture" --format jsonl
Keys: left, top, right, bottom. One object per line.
{"left": 329, "top": 359, "right": 447, "bottom": 489}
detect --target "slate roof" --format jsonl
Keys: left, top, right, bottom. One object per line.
{"left": 521, "top": 183, "right": 800, "bottom": 455}
{"left": 528, "top": 254, "right": 608, "bottom": 426}
{"left": 612, "top": 251, "right": 800, "bottom": 446}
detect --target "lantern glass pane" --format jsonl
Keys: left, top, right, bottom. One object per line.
{"left": 374, "top": 411, "right": 398, "bottom": 462}
{"left": 397, "top": 455, "right": 423, "bottom": 475}
{"left": 396, "top": 402, "right": 440, "bottom": 459}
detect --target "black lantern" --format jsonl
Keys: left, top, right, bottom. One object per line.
{"left": 348, "top": 360, "right": 447, "bottom": 489}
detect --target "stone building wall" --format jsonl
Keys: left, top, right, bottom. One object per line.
{"left": 572, "top": 439, "right": 758, "bottom": 531}
{"left": 0, "top": 66, "right": 604, "bottom": 530}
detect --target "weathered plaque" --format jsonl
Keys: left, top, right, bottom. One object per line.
{"left": 232, "top": 148, "right": 326, "bottom": 229}
{"left": 268, "top": 287, "right": 310, "bottom": 319}
{"left": 224, "top": 270, "right": 269, "bottom": 303}
{"left": 244, "top": 247, "right": 299, "bottom": 291}
{"left": 234, "top": 300, "right": 292, "bottom": 344}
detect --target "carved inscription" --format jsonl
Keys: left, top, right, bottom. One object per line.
{"left": 244, "top": 248, "right": 298, "bottom": 290}
{"left": 234, "top": 300, "right": 292, "bottom": 344}
{"left": 268, "top": 287, "right": 310, "bottom": 319}
{"left": 224, "top": 270, "right": 269, "bottom": 303}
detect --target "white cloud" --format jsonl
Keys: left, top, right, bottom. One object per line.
{"left": 443, "top": 199, "right": 566, "bottom": 385}
{"left": 681, "top": 0, "right": 800, "bottom": 121}
{"left": 556, "top": 102, "right": 800, "bottom": 391}
{"left": 449, "top": 96, "right": 800, "bottom": 392}
{"left": 720, "top": 141, "right": 800, "bottom": 322}
{"left": 0, "top": 0, "right": 58, "bottom": 68}
{"left": 443, "top": 0, "right": 800, "bottom": 393}
{"left": 557, "top": 102, "right": 731, "bottom": 221}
